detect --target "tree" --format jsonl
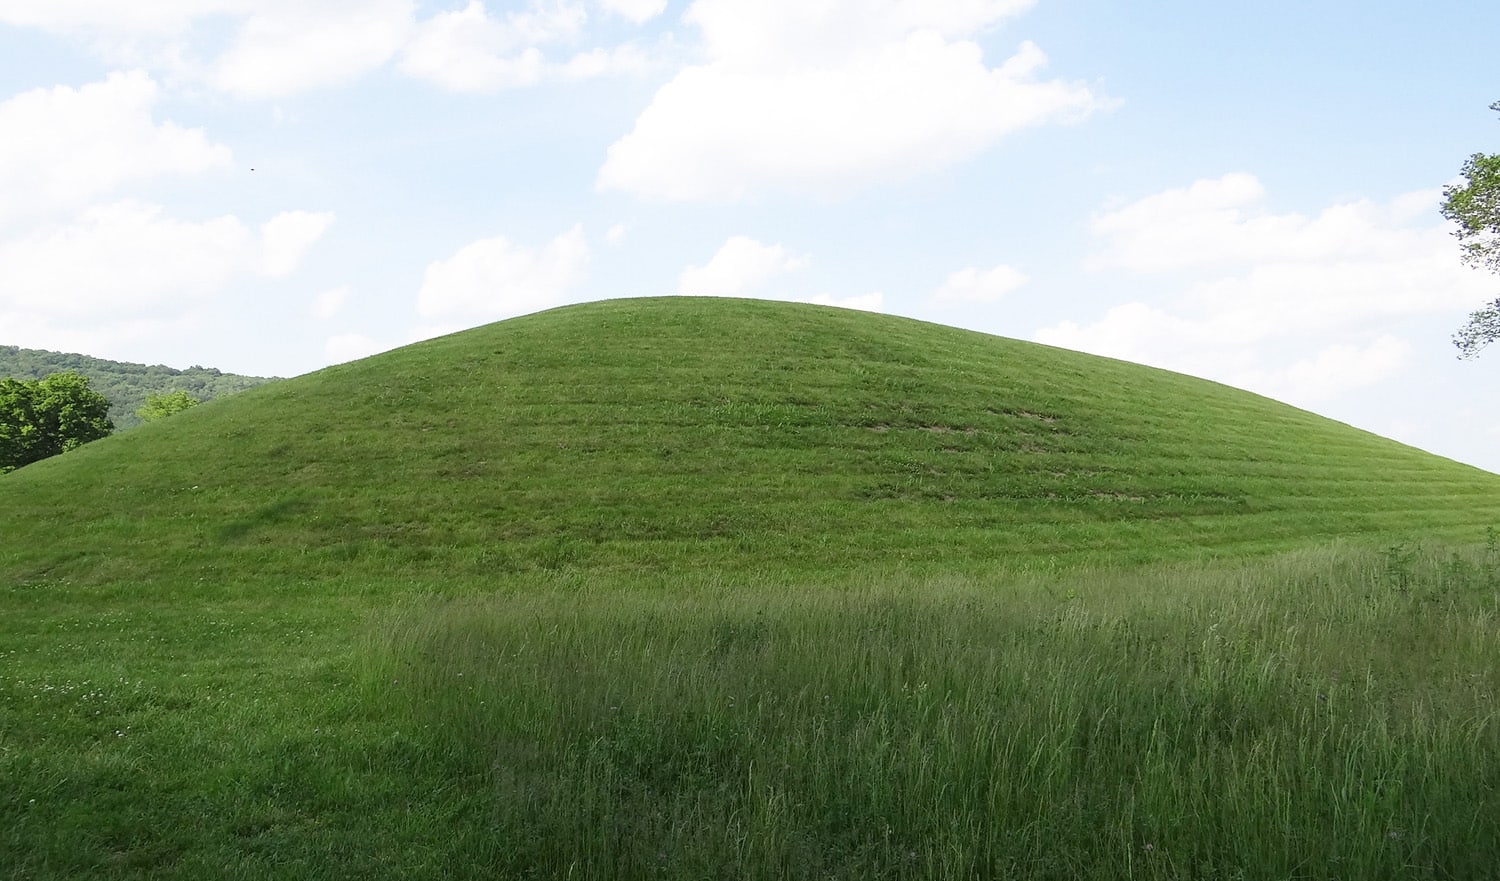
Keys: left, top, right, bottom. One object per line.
{"left": 0, "top": 372, "right": 114, "bottom": 473}
{"left": 1441, "top": 100, "right": 1500, "bottom": 359}
{"left": 138, "top": 390, "right": 200, "bottom": 421}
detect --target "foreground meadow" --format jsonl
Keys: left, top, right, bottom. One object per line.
{"left": 4, "top": 540, "right": 1498, "bottom": 879}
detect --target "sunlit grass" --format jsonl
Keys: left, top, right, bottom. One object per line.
{"left": 4, "top": 299, "right": 1498, "bottom": 589}
{"left": 366, "top": 542, "right": 1500, "bottom": 880}
{"left": 4, "top": 542, "right": 1499, "bottom": 878}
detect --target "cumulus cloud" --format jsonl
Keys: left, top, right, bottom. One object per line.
{"left": 1077, "top": 174, "right": 1488, "bottom": 336}
{"left": 310, "top": 285, "right": 351, "bottom": 320}
{"left": 1086, "top": 172, "right": 1436, "bottom": 273}
{"left": 4, "top": 203, "right": 226, "bottom": 315}
{"left": 932, "top": 264, "right": 1028, "bottom": 303}
{"left": 0, "top": 71, "right": 232, "bottom": 225}
{"left": 0, "top": 199, "right": 332, "bottom": 364}
{"left": 5, "top": 0, "right": 655, "bottom": 98}
{"left": 555, "top": 43, "right": 653, "bottom": 81}
{"left": 597, "top": 0, "right": 666, "bottom": 24}
{"left": 1036, "top": 174, "right": 1493, "bottom": 408}
{"left": 0, "top": 201, "right": 331, "bottom": 317}
{"left": 399, "top": 0, "right": 577, "bottom": 92}
{"left": 0, "top": 311, "right": 195, "bottom": 365}
{"left": 0, "top": 0, "right": 252, "bottom": 36}
{"left": 260, "top": 211, "right": 335, "bottom": 277}
{"left": 0, "top": 0, "right": 252, "bottom": 43}
{"left": 598, "top": 0, "right": 1104, "bottom": 201}
{"left": 3, "top": 1, "right": 415, "bottom": 97}
{"left": 678, "top": 236, "right": 809, "bottom": 296}
{"left": 675, "top": 235, "right": 882, "bottom": 312}
{"left": 212, "top": 0, "right": 414, "bottom": 99}
{"left": 1241, "top": 336, "right": 1414, "bottom": 405}
{"left": 417, "top": 224, "right": 590, "bottom": 322}
{"left": 1037, "top": 303, "right": 1205, "bottom": 368}
{"left": 683, "top": 0, "right": 1036, "bottom": 66}
{"left": 398, "top": 1, "right": 651, "bottom": 93}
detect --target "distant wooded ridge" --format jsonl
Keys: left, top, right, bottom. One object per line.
{"left": 0, "top": 344, "right": 277, "bottom": 429}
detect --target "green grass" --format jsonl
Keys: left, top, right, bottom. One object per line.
{"left": 6, "top": 544, "right": 1499, "bottom": 878}
{"left": 3, "top": 298, "right": 1498, "bottom": 588}
{"left": 371, "top": 543, "right": 1500, "bottom": 880}
{"left": 3, "top": 297, "right": 1500, "bottom": 878}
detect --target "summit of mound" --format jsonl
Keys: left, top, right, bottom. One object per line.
{"left": 3, "top": 297, "right": 1497, "bottom": 587}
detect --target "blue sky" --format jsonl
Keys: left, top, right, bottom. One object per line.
{"left": 2, "top": 0, "right": 1497, "bottom": 473}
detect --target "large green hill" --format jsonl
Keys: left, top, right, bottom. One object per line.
{"left": 6, "top": 297, "right": 1500, "bottom": 879}
{"left": 3, "top": 297, "right": 1497, "bottom": 588}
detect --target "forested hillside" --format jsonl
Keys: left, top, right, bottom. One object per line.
{"left": 0, "top": 345, "right": 277, "bottom": 429}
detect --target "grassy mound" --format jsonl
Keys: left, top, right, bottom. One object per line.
{"left": 4, "top": 297, "right": 1500, "bottom": 879}
{"left": 3, "top": 297, "right": 1497, "bottom": 589}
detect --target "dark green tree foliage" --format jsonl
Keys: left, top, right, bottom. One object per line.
{"left": 138, "top": 390, "right": 200, "bottom": 421}
{"left": 0, "top": 372, "right": 114, "bottom": 473}
{"left": 0, "top": 345, "right": 275, "bottom": 429}
{"left": 1441, "top": 100, "right": 1500, "bottom": 359}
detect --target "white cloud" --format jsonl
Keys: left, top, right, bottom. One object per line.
{"left": 556, "top": 43, "right": 652, "bottom": 81}
{"left": 0, "top": 0, "right": 252, "bottom": 35}
{"left": 0, "top": 71, "right": 232, "bottom": 226}
{"left": 598, "top": 0, "right": 1103, "bottom": 201}
{"left": 1087, "top": 173, "right": 1435, "bottom": 273}
{"left": 417, "top": 224, "right": 590, "bottom": 321}
{"left": 605, "top": 223, "right": 629, "bottom": 247}
{"left": 1, "top": 2, "right": 416, "bottom": 98}
{"left": 5, "top": 2, "right": 412, "bottom": 97}
{"left": 260, "top": 211, "right": 335, "bottom": 277}
{"left": 597, "top": 0, "right": 666, "bottom": 24}
{"left": 1033, "top": 305, "right": 1415, "bottom": 409}
{"left": 1036, "top": 175, "right": 1494, "bottom": 408}
{"left": 399, "top": 1, "right": 652, "bottom": 92}
{"left": 5, "top": 0, "right": 656, "bottom": 99}
{"left": 400, "top": 1, "right": 565, "bottom": 92}
{"left": 1079, "top": 174, "right": 1488, "bottom": 338}
{"left": 1036, "top": 302, "right": 1202, "bottom": 368}
{"left": 678, "top": 236, "right": 809, "bottom": 296}
{"left": 932, "top": 264, "right": 1028, "bottom": 303}
{"left": 311, "top": 286, "right": 351, "bottom": 320}
{"left": 1241, "top": 336, "right": 1413, "bottom": 406}
{"left": 324, "top": 332, "right": 386, "bottom": 364}
{"left": 0, "top": 202, "right": 251, "bottom": 317}
{"left": 212, "top": 0, "right": 414, "bottom": 99}
{"left": 683, "top": 0, "right": 1036, "bottom": 67}
{"left": 0, "top": 201, "right": 332, "bottom": 333}
{"left": 0, "top": 310, "right": 198, "bottom": 365}
{"left": 675, "top": 235, "right": 881, "bottom": 313}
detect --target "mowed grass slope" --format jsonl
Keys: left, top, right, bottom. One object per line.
{"left": 3, "top": 296, "right": 1498, "bottom": 590}
{"left": 4, "top": 297, "right": 1500, "bottom": 879}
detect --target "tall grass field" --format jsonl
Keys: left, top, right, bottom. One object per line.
{"left": 4, "top": 298, "right": 1499, "bottom": 878}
